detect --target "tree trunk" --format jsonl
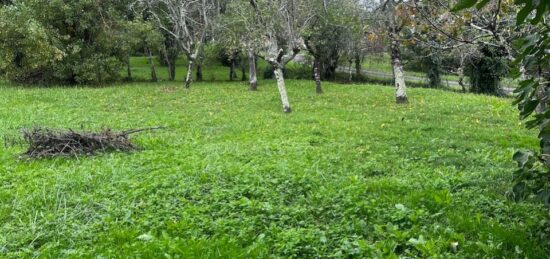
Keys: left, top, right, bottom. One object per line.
{"left": 241, "top": 58, "right": 247, "bottom": 81}
{"left": 274, "top": 66, "right": 292, "bottom": 113}
{"left": 185, "top": 59, "right": 194, "bottom": 88}
{"left": 355, "top": 54, "right": 362, "bottom": 80}
{"left": 348, "top": 60, "right": 353, "bottom": 82}
{"left": 163, "top": 45, "right": 176, "bottom": 81}
{"left": 147, "top": 48, "right": 158, "bottom": 82}
{"left": 169, "top": 63, "right": 176, "bottom": 81}
{"left": 163, "top": 52, "right": 175, "bottom": 81}
{"left": 458, "top": 67, "right": 466, "bottom": 93}
{"left": 249, "top": 52, "right": 258, "bottom": 91}
{"left": 126, "top": 54, "right": 132, "bottom": 80}
{"left": 229, "top": 58, "right": 237, "bottom": 81}
{"left": 324, "top": 59, "right": 338, "bottom": 81}
{"left": 313, "top": 56, "right": 323, "bottom": 94}
{"left": 196, "top": 63, "right": 203, "bottom": 82}
{"left": 389, "top": 30, "right": 408, "bottom": 104}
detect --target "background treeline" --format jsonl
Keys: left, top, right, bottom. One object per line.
{"left": 0, "top": 0, "right": 517, "bottom": 97}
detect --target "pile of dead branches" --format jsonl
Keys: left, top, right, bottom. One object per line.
{"left": 20, "top": 127, "right": 161, "bottom": 158}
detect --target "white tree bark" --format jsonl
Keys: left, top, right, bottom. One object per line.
{"left": 139, "top": 0, "right": 211, "bottom": 88}
{"left": 392, "top": 61, "right": 407, "bottom": 103}
{"left": 457, "top": 67, "right": 466, "bottom": 92}
{"left": 185, "top": 59, "right": 194, "bottom": 88}
{"left": 389, "top": 31, "right": 408, "bottom": 104}
{"left": 249, "top": 51, "right": 257, "bottom": 91}
{"left": 313, "top": 57, "right": 323, "bottom": 94}
{"left": 274, "top": 67, "right": 292, "bottom": 113}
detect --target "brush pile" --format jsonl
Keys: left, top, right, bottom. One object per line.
{"left": 20, "top": 127, "right": 160, "bottom": 158}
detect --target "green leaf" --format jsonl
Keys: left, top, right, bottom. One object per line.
{"left": 511, "top": 182, "right": 529, "bottom": 201}
{"left": 517, "top": 3, "right": 533, "bottom": 25}
{"left": 531, "top": 2, "right": 548, "bottom": 25}
{"left": 451, "top": 0, "right": 479, "bottom": 12}
{"left": 513, "top": 150, "right": 532, "bottom": 167}
{"left": 475, "top": 0, "right": 491, "bottom": 9}
{"left": 520, "top": 99, "right": 539, "bottom": 120}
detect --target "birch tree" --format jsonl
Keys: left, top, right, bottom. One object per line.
{"left": 136, "top": 0, "right": 214, "bottom": 88}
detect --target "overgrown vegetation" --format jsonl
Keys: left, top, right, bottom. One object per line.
{"left": 467, "top": 45, "right": 508, "bottom": 95}
{"left": 0, "top": 0, "right": 131, "bottom": 84}
{"left": 1, "top": 0, "right": 549, "bottom": 257}
{"left": 454, "top": 0, "right": 550, "bottom": 210}
{"left": 1, "top": 78, "right": 549, "bottom": 257}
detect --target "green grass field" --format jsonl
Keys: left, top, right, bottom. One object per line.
{"left": 1, "top": 63, "right": 549, "bottom": 257}
{"left": 362, "top": 54, "right": 519, "bottom": 89}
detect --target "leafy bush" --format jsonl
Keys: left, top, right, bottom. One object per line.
{"left": 0, "top": 5, "right": 63, "bottom": 84}
{"left": 455, "top": 0, "right": 550, "bottom": 207}
{"left": 263, "top": 64, "right": 312, "bottom": 80}
{"left": 467, "top": 45, "right": 508, "bottom": 95}
{"left": 510, "top": 150, "right": 550, "bottom": 205}
{"left": 422, "top": 55, "right": 442, "bottom": 88}
{"left": 0, "top": 0, "right": 128, "bottom": 84}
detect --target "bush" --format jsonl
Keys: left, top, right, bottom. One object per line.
{"left": 0, "top": 1, "right": 128, "bottom": 85}
{"left": 467, "top": 45, "right": 508, "bottom": 95}
{"left": 426, "top": 55, "right": 442, "bottom": 88}
{"left": 263, "top": 64, "right": 311, "bottom": 80}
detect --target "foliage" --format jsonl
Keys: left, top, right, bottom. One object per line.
{"left": 0, "top": 0, "right": 131, "bottom": 84}
{"left": 126, "top": 20, "right": 164, "bottom": 55}
{"left": 302, "top": 0, "right": 363, "bottom": 80}
{"left": 426, "top": 55, "right": 442, "bottom": 88}
{"left": 1, "top": 73, "right": 549, "bottom": 257}
{"left": 262, "top": 63, "right": 311, "bottom": 80}
{"left": 454, "top": 0, "right": 550, "bottom": 205}
{"left": 467, "top": 45, "right": 508, "bottom": 95}
{"left": 0, "top": 4, "right": 63, "bottom": 83}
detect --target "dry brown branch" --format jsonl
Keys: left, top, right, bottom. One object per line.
{"left": 18, "top": 127, "right": 163, "bottom": 158}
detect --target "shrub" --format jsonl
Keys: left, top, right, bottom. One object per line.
{"left": 426, "top": 55, "right": 442, "bottom": 88}
{"left": 0, "top": 1, "right": 128, "bottom": 85}
{"left": 467, "top": 45, "right": 508, "bottom": 95}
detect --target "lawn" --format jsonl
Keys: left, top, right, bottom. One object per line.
{"left": 361, "top": 53, "right": 520, "bottom": 89}
{"left": 1, "top": 76, "right": 549, "bottom": 257}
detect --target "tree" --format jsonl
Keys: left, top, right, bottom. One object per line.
{"left": 0, "top": 0, "right": 131, "bottom": 84}
{"left": 370, "top": 0, "right": 414, "bottom": 103}
{"left": 137, "top": 0, "right": 215, "bottom": 88}
{"left": 128, "top": 20, "right": 164, "bottom": 82}
{"left": 0, "top": 4, "right": 63, "bottom": 83}
{"left": 412, "top": 0, "right": 520, "bottom": 95}
{"left": 384, "top": 0, "right": 414, "bottom": 103}
{"left": 232, "top": 0, "right": 312, "bottom": 113}
{"left": 160, "top": 35, "right": 180, "bottom": 81}
{"left": 303, "top": 0, "right": 362, "bottom": 93}
{"left": 454, "top": 0, "right": 550, "bottom": 205}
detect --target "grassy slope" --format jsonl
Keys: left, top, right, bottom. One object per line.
{"left": 1, "top": 75, "right": 549, "bottom": 257}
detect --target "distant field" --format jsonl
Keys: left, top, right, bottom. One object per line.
{"left": 361, "top": 53, "right": 519, "bottom": 88}
{"left": 1, "top": 70, "right": 548, "bottom": 257}
{"left": 127, "top": 56, "right": 308, "bottom": 83}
